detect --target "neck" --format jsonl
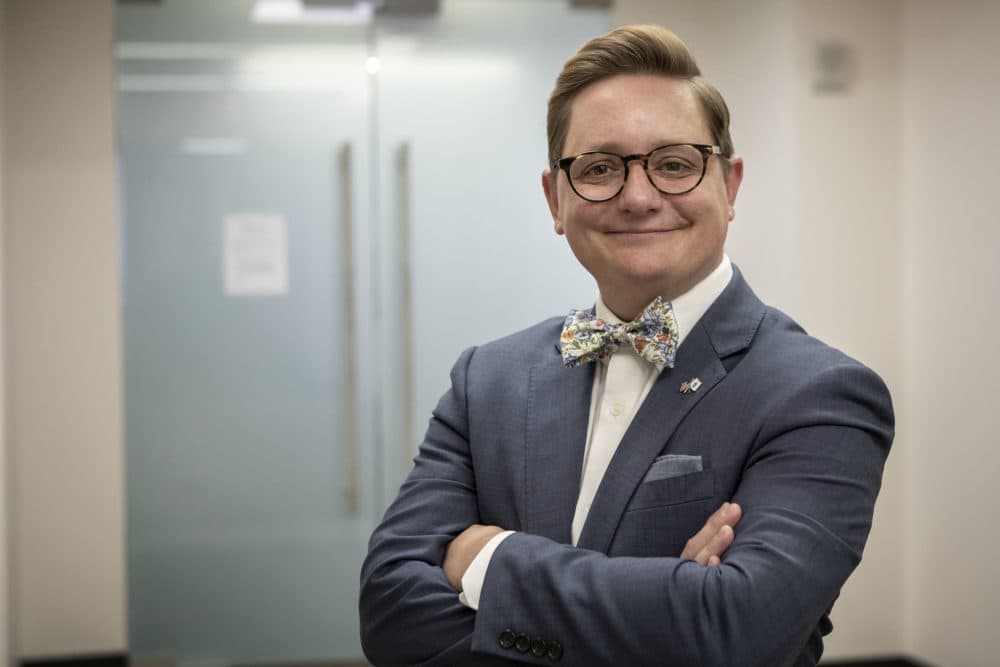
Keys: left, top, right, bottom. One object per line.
{"left": 601, "top": 287, "right": 666, "bottom": 322}
{"left": 599, "top": 260, "right": 724, "bottom": 321}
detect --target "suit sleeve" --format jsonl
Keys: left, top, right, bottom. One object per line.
{"left": 470, "top": 360, "right": 893, "bottom": 667}
{"left": 360, "top": 346, "right": 521, "bottom": 666}
{"left": 360, "top": 348, "right": 893, "bottom": 666}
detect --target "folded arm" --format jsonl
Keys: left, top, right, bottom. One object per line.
{"left": 469, "top": 361, "right": 892, "bottom": 666}
{"left": 359, "top": 347, "right": 893, "bottom": 667}
{"left": 445, "top": 500, "right": 740, "bottom": 606}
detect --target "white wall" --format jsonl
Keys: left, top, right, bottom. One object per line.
{"left": 899, "top": 2, "right": 1000, "bottom": 666}
{"left": 614, "top": 0, "right": 903, "bottom": 659}
{"left": 5, "top": 0, "right": 126, "bottom": 658}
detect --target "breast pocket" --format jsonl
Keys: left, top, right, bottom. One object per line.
{"left": 613, "top": 469, "right": 717, "bottom": 557}
{"left": 626, "top": 468, "right": 715, "bottom": 511}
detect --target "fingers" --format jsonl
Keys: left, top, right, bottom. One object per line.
{"left": 680, "top": 501, "right": 740, "bottom": 560}
{"left": 720, "top": 501, "right": 741, "bottom": 529}
{"left": 680, "top": 502, "right": 742, "bottom": 565}
{"left": 695, "top": 524, "right": 734, "bottom": 566}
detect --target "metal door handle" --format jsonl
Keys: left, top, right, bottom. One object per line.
{"left": 339, "top": 142, "right": 360, "bottom": 514}
{"left": 396, "top": 142, "right": 415, "bottom": 476}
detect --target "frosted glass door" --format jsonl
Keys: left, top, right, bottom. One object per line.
{"left": 117, "top": 1, "right": 375, "bottom": 663}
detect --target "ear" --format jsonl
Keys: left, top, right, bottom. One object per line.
{"left": 724, "top": 155, "right": 744, "bottom": 210}
{"left": 542, "top": 168, "right": 565, "bottom": 235}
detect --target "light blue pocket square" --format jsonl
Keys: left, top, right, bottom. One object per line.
{"left": 642, "top": 454, "right": 703, "bottom": 482}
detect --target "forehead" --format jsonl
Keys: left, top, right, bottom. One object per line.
{"left": 564, "top": 73, "right": 711, "bottom": 154}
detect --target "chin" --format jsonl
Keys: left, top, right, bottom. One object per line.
{"left": 611, "top": 268, "right": 675, "bottom": 291}
{"left": 616, "top": 259, "right": 678, "bottom": 282}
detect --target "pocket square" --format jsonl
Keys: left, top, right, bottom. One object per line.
{"left": 642, "top": 454, "right": 703, "bottom": 483}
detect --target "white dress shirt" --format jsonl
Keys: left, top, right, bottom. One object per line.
{"left": 459, "top": 256, "right": 734, "bottom": 609}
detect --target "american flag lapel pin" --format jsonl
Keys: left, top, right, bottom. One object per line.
{"left": 679, "top": 377, "right": 702, "bottom": 394}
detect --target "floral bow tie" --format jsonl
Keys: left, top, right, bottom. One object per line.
{"left": 560, "top": 296, "right": 679, "bottom": 369}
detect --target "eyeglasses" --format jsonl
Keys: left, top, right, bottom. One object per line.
{"left": 554, "top": 143, "right": 722, "bottom": 203}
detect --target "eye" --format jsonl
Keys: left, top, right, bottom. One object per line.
{"left": 648, "top": 145, "right": 705, "bottom": 179}
{"left": 572, "top": 155, "right": 622, "bottom": 182}
{"left": 583, "top": 162, "right": 612, "bottom": 177}
{"left": 650, "top": 155, "right": 698, "bottom": 177}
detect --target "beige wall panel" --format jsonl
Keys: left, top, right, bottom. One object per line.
{"left": 791, "top": 1, "right": 903, "bottom": 656}
{"left": 1, "top": 0, "right": 11, "bottom": 662}
{"left": 899, "top": 2, "right": 1000, "bottom": 665}
{"left": 5, "top": 0, "right": 125, "bottom": 657}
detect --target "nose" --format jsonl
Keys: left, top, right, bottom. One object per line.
{"left": 618, "top": 159, "right": 662, "bottom": 213}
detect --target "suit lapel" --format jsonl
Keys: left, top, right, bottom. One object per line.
{"left": 524, "top": 351, "right": 593, "bottom": 544}
{"left": 575, "top": 267, "right": 767, "bottom": 553}
{"left": 575, "top": 324, "right": 725, "bottom": 552}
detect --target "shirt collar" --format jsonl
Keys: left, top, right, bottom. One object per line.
{"left": 595, "top": 254, "right": 733, "bottom": 347}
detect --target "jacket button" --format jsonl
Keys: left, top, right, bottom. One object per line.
{"left": 498, "top": 628, "right": 515, "bottom": 649}
{"left": 547, "top": 640, "right": 563, "bottom": 661}
{"left": 531, "top": 638, "right": 547, "bottom": 657}
{"left": 515, "top": 633, "right": 531, "bottom": 653}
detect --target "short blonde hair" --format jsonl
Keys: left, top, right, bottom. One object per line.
{"left": 547, "top": 25, "right": 735, "bottom": 169}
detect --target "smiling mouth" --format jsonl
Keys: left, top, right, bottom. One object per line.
{"left": 608, "top": 228, "right": 678, "bottom": 234}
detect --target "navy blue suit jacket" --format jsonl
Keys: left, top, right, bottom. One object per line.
{"left": 360, "top": 267, "right": 894, "bottom": 666}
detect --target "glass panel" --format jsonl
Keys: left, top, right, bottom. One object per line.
{"left": 117, "top": 1, "right": 374, "bottom": 663}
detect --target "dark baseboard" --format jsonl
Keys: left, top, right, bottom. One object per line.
{"left": 19, "top": 658, "right": 373, "bottom": 667}
{"left": 234, "top": 662, "right": 371, "bottom": 667}
{"left": 19, "top": 654, "right": 371, "bottom": 667}
{"left": 19, "top": 654, "right": 927, "bottom": 667}
{"left": 822, "top": 657, "right": 935, "bottom": 667}
{"left": 20, "top": 653, "right": 128, "bottom": 667}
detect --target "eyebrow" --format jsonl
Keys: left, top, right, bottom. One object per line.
{"left": 573, "top": 139, "right": 706, "bottom": 155}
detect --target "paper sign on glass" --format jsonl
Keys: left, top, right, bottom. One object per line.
{"left": 223, "top": 213, "right": 289, "bottom": 296}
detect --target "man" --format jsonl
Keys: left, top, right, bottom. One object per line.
{"left": 359, "top": 24, "right": 892, "bottom": 667}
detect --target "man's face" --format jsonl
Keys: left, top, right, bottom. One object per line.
{"left": 543, "top": 74, "right": 743, "bottom": 317}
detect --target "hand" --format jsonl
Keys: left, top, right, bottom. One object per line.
{"left": 443, "top": 524, "right": 505, "bottom": 591}
{"left": 680, "top": 502, "right": 742, "bottom": 566}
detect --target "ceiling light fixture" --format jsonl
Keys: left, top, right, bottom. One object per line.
{"left": 251, "top": 0, "right": 382, "bottom": 25}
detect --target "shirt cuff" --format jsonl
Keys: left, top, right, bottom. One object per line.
{"left": 457, "top": 530, "right": 515, "bottom": 610}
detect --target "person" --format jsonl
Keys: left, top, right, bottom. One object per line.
{"left": 359, "top": 24, "right": 893, "bottom": 667}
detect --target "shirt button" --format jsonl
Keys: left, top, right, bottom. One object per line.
{"left": 610, "top": 401, "right": 625, "bottom": 416}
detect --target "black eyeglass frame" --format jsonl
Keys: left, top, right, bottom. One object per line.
{"left": 553, "top": 143, "right": 723, "bottom": 203}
